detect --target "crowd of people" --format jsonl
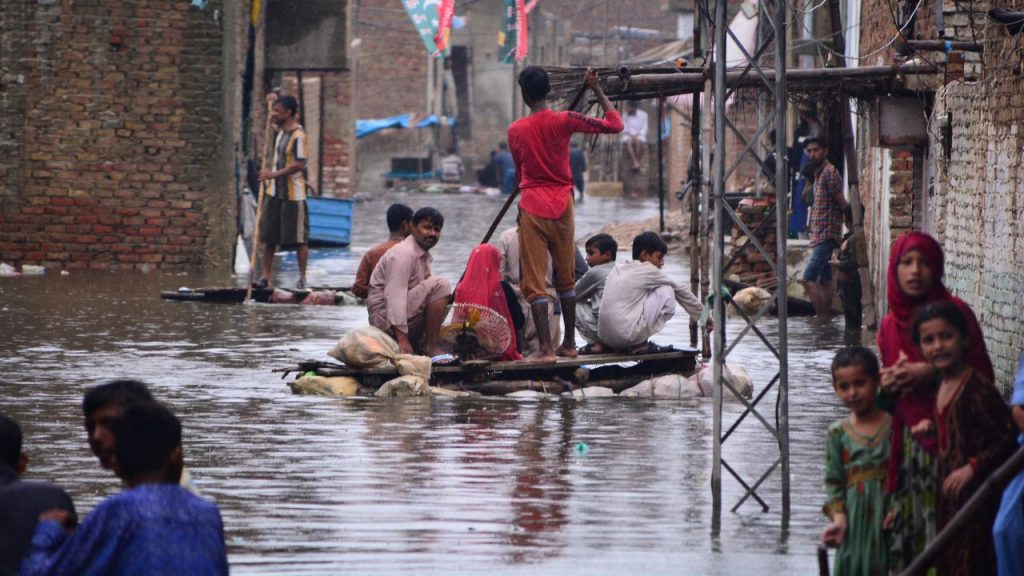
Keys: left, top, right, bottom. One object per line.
{"left": 821, "top": 231, "right": 1024, "bottom": 576}
{"left": 1, "top": 381, "right": 228, "bottom": 575}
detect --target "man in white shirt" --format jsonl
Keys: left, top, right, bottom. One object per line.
{"left": 621, "top": 101, "right": 648, "bottom": 171}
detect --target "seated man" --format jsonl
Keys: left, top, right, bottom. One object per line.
{"left": 367, "top": 207, "right": 451, "bottom": 356}
{"left": 20, "top": 402, "right": 229, "bottom": 576}
{"left": 597, "top": 232, "right": 705, "bottom": 353}
{"left": 497, "top": 223, "right": 559, "bottom": 358}
{"left": 621, "top": 100, "right": 648, "bottom": 171}
{"left": 83, "top": 379, "right": 199, "bottom": 494}
{"left": 440, "top": 148, "right": 465, "bottom": 184}
{"left": 351, "top": 203, "right": 414, "bottom": 299}
{"left": 575, "top": 233, "right": 617, "bottom": 354}
{"left": 0, "top": 414, "right": 75, "bottom": 576}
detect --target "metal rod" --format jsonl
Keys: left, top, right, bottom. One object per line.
{"left": 774, "top": 0, "right": 792, "bottom": 527}
{"left": 710, "top": 0, "right": 727, "bottom": 522}
{"left": 904, "top": 39, "right": 983, "bottom": 52}
{"left": 657, "top": 97, "right": 665, "bottom": 232}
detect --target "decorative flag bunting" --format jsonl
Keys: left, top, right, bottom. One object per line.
{"left": 433, "top": 0, "right": 455, "bottom": 53}
{"left": 402, "top": 0, "right": 444, "bottom": 57}
{"left": 498, "top": 0, "right": 528, "bottom": 63}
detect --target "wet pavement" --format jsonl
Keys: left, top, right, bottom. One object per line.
{"left": 0, "top": 192, "right": 874, "bottom": 574}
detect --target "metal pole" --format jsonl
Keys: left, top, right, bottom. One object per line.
{"left": 710, "top": 0, "right": 727, "bottom": 520}
{"left": 689, "top": 9, "right": 703, "bottom": 350}
{"left": 774, "top": 0, "right": 791, "bottom": 527}
{"left": 657, "top": 97, "right": 665, "bottom": 232}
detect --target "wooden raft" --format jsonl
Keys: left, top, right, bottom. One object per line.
{"left": 160, "top": 286, "right": 357, "bottom": 305}
{"left": 282, "top": 348, "right": 699, "bottom": 396}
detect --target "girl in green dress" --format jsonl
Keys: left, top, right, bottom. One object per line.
{"left": 824, "top": 346, "right": 892, "bottom": 576}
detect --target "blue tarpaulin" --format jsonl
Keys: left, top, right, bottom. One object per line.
{"left": 356, "top": 114, "right": 457, "bottom": 139}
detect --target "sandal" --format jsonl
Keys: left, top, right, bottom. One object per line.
{"left": 431, "top": 353, "right": 460, "bottom": 366}
{"left": 577, "top": 343, "right": 605, "bottom": 356}
{"left": 632, "top": 342, "right": 675, "bottom": 355}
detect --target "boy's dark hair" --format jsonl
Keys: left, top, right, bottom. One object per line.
{"left": 498, "top": 141, "right": 508, "bottom": 150}
{"left": 518, "top": 66, "right": 550, "bottom": 105}
{"left": 0, "top": 414, "right": 23, "bottom": 470}
{"left": 276, "top": 95, "right": 298, "bottom": 116}
{"left": 585, "top": 233, "right": 618, "bottom": 260}
{"left": 83, "top": 379, "right": 154, "bottom": 418}
{"left": 804, "top": 136, "right": 825, "bottom": 150}
{"left": 632, "top": 231, "right": 668, "bottom": 260}
{"left": 831, "top": 346, "right": 880, "bottom": 379}
{"left": 912, "top": 301, "right": 969, "bottom": 345}
{"left": 113, "top": 402, "right": 182, "bottom": 479}
{"left": 412, "top": 207, "right": 444, "bottom": 228}
{"left": 386, "top": 203, "right": 414, "bottom": 233}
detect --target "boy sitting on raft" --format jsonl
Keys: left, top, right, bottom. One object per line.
{"left": 597, "top": 232, "right": 707, "bottom": 354}
{"left": 575, "top": 233, "right": 617, "bottom": 354}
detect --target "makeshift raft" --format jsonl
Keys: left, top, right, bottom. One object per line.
{"left": 280, "top": 348, "right": 699, "bottom": 396}
{"left": 161, "top": 286, "right": 358, "bottom": 305}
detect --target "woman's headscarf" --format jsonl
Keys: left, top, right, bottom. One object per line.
{"left": 454, "top": 244, "right": 521, "bottom": 361}
{"left": 877, "top": 231, "right": 993, "bottom": 490}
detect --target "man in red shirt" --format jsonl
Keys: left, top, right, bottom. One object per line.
{"left": 508, "top": 67, "right": 623, "bottom": 361}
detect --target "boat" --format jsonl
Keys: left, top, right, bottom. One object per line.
{"left": 278, "top": 348, "right": 699, "bottom": 396}
{"left": 306, "top": 196, "right": 352, "bottom": 247}
{"left": 161, "top": 285, "right": 358, "bottom": 305}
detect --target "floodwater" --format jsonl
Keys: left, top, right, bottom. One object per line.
{"left": 1, "top": 192, "right": 872, "bottom": 574}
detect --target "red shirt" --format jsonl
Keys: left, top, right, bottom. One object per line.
{"left": 508, "top": 109, "right": 623, "bottom": 219}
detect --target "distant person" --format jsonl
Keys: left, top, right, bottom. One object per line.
{"left": 351, "top": 203, "right": 414, "bottom": 299}
{"left": 257, "top": 93, "right": 310, "bottom": 289}
{"left": 821, "top": 347, "right": 891, "bottom": 576}
{"left": 477, "top": 150, "right": 500, "bottom": 188}
{"left": 802, "top": 136, "right": 847, "bottom": 318}
{"left": 507, "top": 66, "right": 623, "bottom": 362}
{"left": 621, "top": 100, "right": 648, "bottom": 171}
{"left": 831, "top": 205, "right": 862, "bottom": 331}
{"left": 789, "top": 108, "right": 822, "bottom": 238}
{"left": 20, "top": 402, "right": 229, "bottom": 576}
{"left": 575, "top": 233, "right": 617, "bottom": 354}
{"left": 994, "top": 353, "right": 1024, "bottom": 576}
{"left": 0, "top": 414, "right": 76, "bottom": 576}
{"left": 569, "top": 140, "right": 587, "bottom": 200}
{"left": 83, "top": 379, "right": 199, "bottom": 494}
{"left": 441, "top": 148, "right": 464, "bottom": 184}
{"left": 597, "top": 232, "right": 706, "bottom": 354}
{"left": 367, "top": 207, "right": 451, "bottom": 357}
{"left": 494, "top": 141, "right": 516, "bottom": 196}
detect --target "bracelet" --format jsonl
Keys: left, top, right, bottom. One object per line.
{"left": 968, "top": 457, "right": 979, "bottom": 472}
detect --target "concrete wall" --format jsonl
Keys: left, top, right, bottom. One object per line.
{"left": 0, "top": 0, "right": 238, "bottom": 271}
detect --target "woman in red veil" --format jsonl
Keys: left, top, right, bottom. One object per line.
{"left": 878, "top": 231, "right": 992, "bottom": 572}
{"left": 453, "top": 244, "right": 521, "bottom": 361}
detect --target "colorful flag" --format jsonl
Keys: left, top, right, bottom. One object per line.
{"left": 402, "top": 0, "right": 444, "bottom": 57}
{"left": 433, "top": 0, "right": 455, "bottom": 53}
{"left": 498, "top": 0, "right": 528, "bottom": 63}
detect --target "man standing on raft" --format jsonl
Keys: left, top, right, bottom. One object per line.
{"left": 507, "top": 66, "right": 623, "bottom": 362}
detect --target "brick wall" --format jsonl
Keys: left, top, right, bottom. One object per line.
{"left": 0, "top": 1, "right": 233, "bottom": 270}
{"left": 857, "top": 0, "right": 1024, "bottom": 386}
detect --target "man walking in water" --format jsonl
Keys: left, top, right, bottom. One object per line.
{"left": 507, "top": 67, "right": 623, "bottom": 362}
{"left": 257, "top": 93, "right": 309, "bottom": 289}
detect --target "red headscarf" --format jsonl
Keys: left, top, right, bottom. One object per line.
{"left": 877, "top": 231, "right": 993, "bottom": 491}
{"left": 454, "top": 245, "right": 521, "bottom": 361}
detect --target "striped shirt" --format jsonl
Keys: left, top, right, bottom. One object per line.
{"left": 809, "top": 160, "right": 844, "bottom": 247}
{"left": 268, "top": 126, "right": 307, "bottom": 201}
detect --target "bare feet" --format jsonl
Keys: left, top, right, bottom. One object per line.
{"left": 522, "top": 352, "right": 558, "bottom": 364}
{"left": 556, "top": 345, "right": 578, "bottom": 358}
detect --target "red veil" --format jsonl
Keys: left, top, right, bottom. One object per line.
{"left": 454, "top": 245, "right": 521, "bottom": 361}
{"left": 877, "top": 231, "right": 993, "bottom": 491}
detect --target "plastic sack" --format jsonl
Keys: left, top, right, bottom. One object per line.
{"left": 621, "top": 374, "right": 703, "bottom": 398}
{"left": 730, "top": 286, "right": 774, "bottom": 317}
{"left": 328, "top": 326, "right": 399, "bottom": 368}
{"left": 290, "top": 374, "right": 361, "bottom": 396}
{"left": 697, "top": 364, "right": 753, "bottom": 399}
{"left": 269, "top": 288, "right": 296, "bottom": 304}
{"left": 300, "top": 290, "right": 336, "bottom": 306}
{"left": 374, "top": 375, "right": 428, "bottom": 397}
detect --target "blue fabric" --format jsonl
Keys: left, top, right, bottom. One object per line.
{"left": 790, "top": 152, "right": 810, "bottom": 236}
{"left": 501, "top": 168, "right": 517, "bottom": 196}
{"left": 19, "top": 484, "right": 228, "bottom": 576}
{"left": 803, "top": 239, "right": 837, "bottom": 283}
{"left": 994, "top": 352, "right": 1024, "bottom": 576}
{"left": 355, "top": 115, "right": 411, "bottom": 139}
{"left": 414, "top": 114, "right": 455, "bottom": 129}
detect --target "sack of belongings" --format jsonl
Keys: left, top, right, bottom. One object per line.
{"left": 290, "top": 374, "right": 361, "bottom": 396}
{"left": 730, "top": 286, "right": 774, "bottom": 317}
{"left": 620, "top": 374, "right": 703, "bottom": 398}
{"left": 328, "top": 326, "right": 400, "bottom": 368}
{"left": 374, "top": 353, "right": 431, "bottom": 397}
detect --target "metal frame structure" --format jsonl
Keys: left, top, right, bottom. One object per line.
{"left": 704, "top": 0, "right": 790, "bottom": 525}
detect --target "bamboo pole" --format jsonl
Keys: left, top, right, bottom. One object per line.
{"left": 244, "top": 100, "right": 275, "bottom": 304}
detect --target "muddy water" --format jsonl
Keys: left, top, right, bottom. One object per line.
{"left": 0, "top": 193, "right": 873, "bottom": 574}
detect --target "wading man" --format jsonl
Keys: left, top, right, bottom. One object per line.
{"left": 507, "top": 66, "right": 623, "bottom": 362}
{"left": 802, "top": 137, "right": 847, "bottom": 318}
{"left": 257, "top": 93, "right": 309, "bottom": 289}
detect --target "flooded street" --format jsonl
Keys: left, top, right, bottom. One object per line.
{"left": 1, "top": 193, "right": 872, "bottom": 574}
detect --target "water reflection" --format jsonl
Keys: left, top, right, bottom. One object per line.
{"left": 0, "top": 192, "right": 873, "bottom": 574}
